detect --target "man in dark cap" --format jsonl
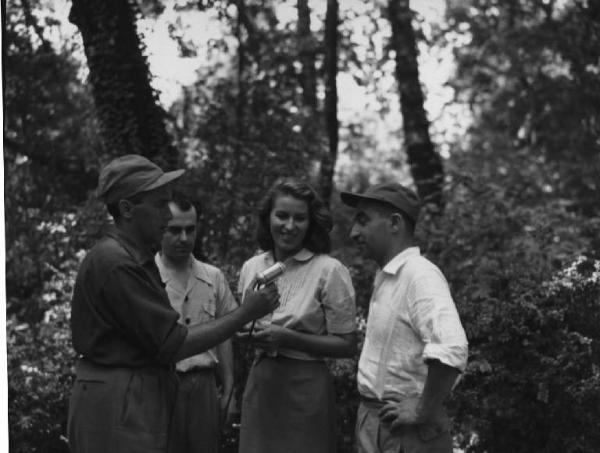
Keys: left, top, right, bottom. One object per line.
{"left": 67, "top": 154, "right": 279, "bottom": 453}
{"left": 341, "top": 183, "right": 468, "bottom": 453}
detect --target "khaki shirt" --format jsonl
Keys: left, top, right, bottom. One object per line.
{"left": 155, "top": 254, "right": 238, "bottom": 371}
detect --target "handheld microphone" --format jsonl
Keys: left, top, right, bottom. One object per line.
{"left": 255, "top": 262, "right": 286, "bottom": 286}
{"left": 248, "top": 262, "right": 286, "bottom": 339}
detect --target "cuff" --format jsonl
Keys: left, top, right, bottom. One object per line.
{"left": 422, "top": 343, "right": 468, "bottom": 372}
{"left": 156, "top": 323, "right": 188, "bottom": 366}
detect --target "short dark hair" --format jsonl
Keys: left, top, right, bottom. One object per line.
{"left": 256, "top": 178, "right": 332, "bottom": 254}
{"left": 170, "top": 192, "right": 199, "bottom": 218}
{"left": 369, "top": 199, "right": 416, "bottom": 235}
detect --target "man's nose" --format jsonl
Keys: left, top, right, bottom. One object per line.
{"left": 349, "top": 224, "right": 360, "bottom": 240}
{"left": 180, "top": 230, "right": 188, "bottom": 241}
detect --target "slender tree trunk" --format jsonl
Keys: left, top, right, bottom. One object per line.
{"left": 219, "top": 0, "right": 249, "bottom": 258}
{"left": 297, "top": 0, "right": 317, "bottom": 111}
{"left": 388, "top": 0, "right": 444, "bottom": 209}
{"left": 69, "top": 0, "right": 178, "bottom": 169}
{"left": 319, "top": 0, "right": 338, "bottom": 206}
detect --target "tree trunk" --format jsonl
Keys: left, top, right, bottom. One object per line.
{"left": 69, "top": 0, "right": 178, "bottom": 169}
{"left": 388, "top": 0, "right": 444, "bottom": 209}
{"left": 319, "top": 0, "right": 338, "bottom": 206}
{"left": 297, "top": 0, "right": 317, "bottom": 111}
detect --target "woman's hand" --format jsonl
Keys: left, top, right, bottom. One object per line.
{"left": 250, "top": 325, "right": 291, "bottom": 351}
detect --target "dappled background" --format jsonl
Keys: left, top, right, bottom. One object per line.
{"left": 4, "top": 0, "right": 600, "bottom": 452}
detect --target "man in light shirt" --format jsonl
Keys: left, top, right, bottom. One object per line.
{"left": 156, "top": 195, "right": 238, "bottom": 453}
{"left": 341, "top": 183, "right": 468, "bottom": 453}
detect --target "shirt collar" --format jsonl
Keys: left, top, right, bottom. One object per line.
{"left": 155, "top": 253, "right": 213, "bottom": 286}
{"left": 263, "top": 248, "right": 315, "bottom": 264}
{"left": 382, "top": 246, "right": 420, "bottom": 275}
{"left": 106, "top": 226, "right": 154, "bottom": 265}
{"left": 191, "top": 258, "right": 213, "bottom": 285}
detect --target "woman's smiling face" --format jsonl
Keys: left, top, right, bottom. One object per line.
{"left": 269, "top": 194, "right": 310, "bottom": 260}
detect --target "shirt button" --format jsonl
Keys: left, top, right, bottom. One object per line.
{"left": 185, "top": 318, "right": 191, "bottom": 325}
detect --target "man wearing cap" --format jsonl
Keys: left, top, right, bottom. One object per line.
{"left": 155, "top": 194, "right": 237, "bottom": 453}
{"left": 67, "top": 154, "right": 279, "bottom": 453}
{"left": 341, "top": 183, "right": 468, "bottom": 453}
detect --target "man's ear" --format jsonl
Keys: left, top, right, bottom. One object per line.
{"left": 389, "top": 212, "right": 405, "bottom": 234}
{"left": 118, "top": 199, "right": 134, "bottom": 219}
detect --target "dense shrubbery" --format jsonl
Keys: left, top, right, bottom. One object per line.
{"left": 453, "top": 255, "right": 600, "bottom": 452}
{"left": 418, "top": 152, "right": 600, "bottom": 452}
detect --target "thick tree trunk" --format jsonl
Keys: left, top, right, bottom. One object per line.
{"left": 388, "top": 0, "right": 444, "bottom": 209}
{"left": 319, "top": 0, "right": 338, "bottom": 206}
{"left": 69, "top": 0, "right": 178, "bottom": 169}
{"left": 297, "top": 0, "right": 317, "bottom": 111}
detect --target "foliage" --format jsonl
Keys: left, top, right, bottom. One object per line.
{"left": 417, "top": 146, "right": 600, "bottom": 452}
{"left": 439, "top": 0, "right": 600, "bottom": 217}
{"left": 427, "top": 4, "right": 600, "bottom": 447}
{"left": 4, "top": 2, "right": 106, "bottom": 449}
{"left": 8, "top": 303, "right": 74, "bottom": 453}
{"left": 3, "top": 0, "right": 103, "bottom": 322}
{"left": 168, "top": 1, "right": 327, "bottom": 267}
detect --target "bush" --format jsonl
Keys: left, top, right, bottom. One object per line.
{"left": 452, "top": 256, "right": 600, "bottom": 452}
{"left": 8, "top": 304, "right": 74, "bottom": 453}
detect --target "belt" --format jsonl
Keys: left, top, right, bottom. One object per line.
{"left": 176, "top": 366, "right": 215, "bottom": 375}
{"left": 76, "top": 358, "right": 175, "bottom": 376}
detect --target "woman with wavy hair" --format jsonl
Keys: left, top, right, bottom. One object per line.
{"left": 237, "top": 178, "right": 357, "bottom": 453}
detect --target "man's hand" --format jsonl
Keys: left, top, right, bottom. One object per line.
{"left": 241, "top": 283, "right": 280, "bottom": 319}
{"left": 378, "top": 397, "right": 422, "bottom": 429}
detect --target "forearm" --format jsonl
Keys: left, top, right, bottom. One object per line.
{"left": 216, "top": 339, "right": 234, "bottom": 391}
{"left": 280, "top": 331, "right": 357, "bottom": 358}
{"left": 417, "top": 359, "right": 460, "bottom": 420}
{"left": 175, "top": 307, "right": 253, "bottom": 362}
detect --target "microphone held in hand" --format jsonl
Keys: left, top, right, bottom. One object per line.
{"left": 248, "top": 262, "right": 285, "bottom": 339}
{"left": 255, "top": 262, "right": 286, "bottom": 286}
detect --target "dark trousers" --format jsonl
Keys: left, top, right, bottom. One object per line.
{"left": 169, "top": 368, "right": 219, "bottom": 453}
{"left": 67, "top": 359, "right": 178, "bottom": 453}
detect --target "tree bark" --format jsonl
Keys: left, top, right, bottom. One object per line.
{"left": 388, "top": 0, "right": 444, "bottom": 209}
{"left": 69, "top": 0, "right": 178, "bottom": 169}
{"left": 319, "top": 0, "right": 338, "bottom": 206}
{"left": 297, "top": 0, "right": 317, "bottom": 111}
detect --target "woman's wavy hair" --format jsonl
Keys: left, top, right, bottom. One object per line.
{"left": 256, "top": 178, "right": 333, "bottom": 254}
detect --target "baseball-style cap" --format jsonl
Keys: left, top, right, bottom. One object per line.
{"left": 96, "top": 154, "right": 184, "bottom": 204}
{"left": 340, "top": 182, "right": 421, "bottom": 223}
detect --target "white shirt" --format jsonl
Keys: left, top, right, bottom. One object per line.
{"left": 155, "top": 254, "right": 238, "bottom": 372}
{"left": 357, "top": 247, "right": 468, "bottom": 400}
{"left": 238, "top": 249, "right": 357, "bottom": 360}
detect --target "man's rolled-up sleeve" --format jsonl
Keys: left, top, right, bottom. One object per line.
{"left": 408, "top": 270, "right": 468, "bottom": 372}
{"left": 101, "top": 264, "right": 188, "bottom": 365}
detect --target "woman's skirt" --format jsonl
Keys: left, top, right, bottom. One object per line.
{"left": 239, "top": 355, "right": 337, "bottom": 453}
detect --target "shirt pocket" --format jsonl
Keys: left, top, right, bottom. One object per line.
{"left": 194, "top": 295, "right": 216, "bottom": 324}
{"left": 187, "top": 285, "right": 217, "bottom": 324}
{"left": 202, "top": 303, "right": 216, "bottom": 320}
